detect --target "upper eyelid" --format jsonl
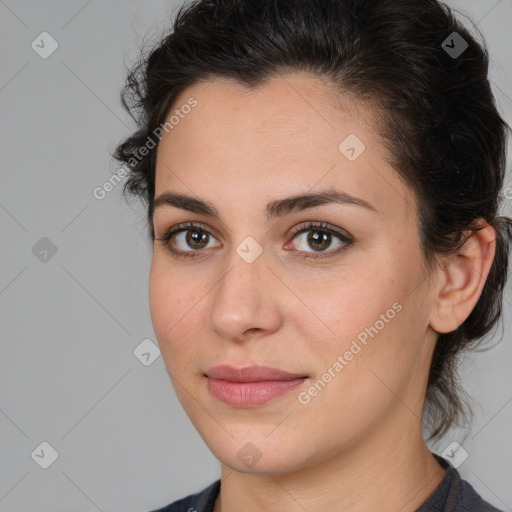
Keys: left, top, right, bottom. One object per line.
{"left": 160, "top": 220, "right": 352, "bottom": 244}
{"left": 161, "top": 221, "right": 223, "bottom": 241}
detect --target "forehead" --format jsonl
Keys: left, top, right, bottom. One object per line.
{"left": 162, "top": 72, "right": 371, "bottom": 146}
{"left": 154, "top": 72, "right": 416, "bottom": 220}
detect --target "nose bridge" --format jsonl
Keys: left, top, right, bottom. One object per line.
{"left": 208, "top": 239, "right": 276, "bottom": 337}
{"left": 216, "top": 240, "right": 267, "bottom": 308}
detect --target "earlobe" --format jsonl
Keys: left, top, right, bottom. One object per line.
{"left": 429, "top": 221, "right": 496, "bottom": 334}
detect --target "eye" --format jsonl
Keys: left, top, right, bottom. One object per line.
{"left": 285, "top": 221, "right": 353, "bottom": 259}
{"left": 155, "top": 221, "right": 353, "bottom": 260}
{"left": 155, "top": 222, "right": 221, "bottom": 259}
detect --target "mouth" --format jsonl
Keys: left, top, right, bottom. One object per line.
{"left": 204, "top": 364, "right": 308, "bottom": 407}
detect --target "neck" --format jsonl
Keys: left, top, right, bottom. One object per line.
{"left": 213, "top": 412, "right": 446, "bottom": 512}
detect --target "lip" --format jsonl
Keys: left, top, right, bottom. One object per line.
{"left": 204, "top": 365, "right": 308, "bottom": 407}
{"left": 205, "top": 364, "right": 307, "bottom": 382}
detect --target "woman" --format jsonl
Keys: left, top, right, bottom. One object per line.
{"left": 114, "top": 0, "right": 511, "bottom": 510}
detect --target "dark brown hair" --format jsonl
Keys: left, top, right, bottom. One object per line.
{"left": 113, "top": 0, "right": 512, "bottom": 440}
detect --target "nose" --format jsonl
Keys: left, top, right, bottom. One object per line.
{"left": 207, "top": 246, "right": 282, "bottom": 342}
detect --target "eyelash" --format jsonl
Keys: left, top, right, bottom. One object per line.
{"left": 155, "top": 221, "right": 354, "bottom": 260}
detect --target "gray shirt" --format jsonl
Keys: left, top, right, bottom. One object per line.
{"left": 150, "top": 453, "right": 504, "bottom": 511}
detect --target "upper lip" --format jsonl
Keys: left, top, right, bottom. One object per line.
{"left": 205, "top": 365, "right": 307, "bottom": 382}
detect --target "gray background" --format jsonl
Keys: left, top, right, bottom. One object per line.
{"left": 0, "top": 1, "right": 511, "bottom": 511}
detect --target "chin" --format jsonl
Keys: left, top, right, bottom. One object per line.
{"left": 218, "top": 451, "right": 300, "bottom": 475}
{"left": 198, "top": 429, "right": 312, "bottom": 475}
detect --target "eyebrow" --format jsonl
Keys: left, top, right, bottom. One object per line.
{"left": 151, "top": 188, "right": 377, "bottom": 222}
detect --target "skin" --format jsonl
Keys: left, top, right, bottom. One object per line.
{"left": 149, "top": 72, "right": 496, "bottom": 512}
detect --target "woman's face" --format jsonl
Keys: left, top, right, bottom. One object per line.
{"left": 149, "top": 73, "right": 440, "bottom": 474}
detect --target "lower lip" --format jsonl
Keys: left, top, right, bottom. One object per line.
{"left": 206, "top": 377, "right": 307, "bottom": 407}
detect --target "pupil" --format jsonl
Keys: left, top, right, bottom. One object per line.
{"left": 308, "top": 230, "right": 330, "bottom": 251}
{"left": 188, "top": 229, "right": 207, "bottom": 248}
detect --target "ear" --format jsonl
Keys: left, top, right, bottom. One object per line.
{"left": 429, "top": 220, "right": 496, "bottom": 334}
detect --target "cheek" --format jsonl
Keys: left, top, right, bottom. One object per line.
{"left": 306, "top": 271, "right": 396, "bottom": 348}
{"left": 321, "top": 290, "right": 424, "bottom": 408}
{"left": 148, "top": 259, "right": 173, "bottom": 337}
{"left": 148, "top": 257, "right": 197, "bottom": 356}
{"left": 303, "top": 263, "right": 417, "bottom": 386}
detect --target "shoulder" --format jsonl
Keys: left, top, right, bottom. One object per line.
{"left": 147, "top": 480, "right": 221, "bottom": 512}
{"left": 453, "top": 475, "right": 504, "bottom": 512}
{"left": 418, "top": 462, "right": 505, "bottom": 512}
